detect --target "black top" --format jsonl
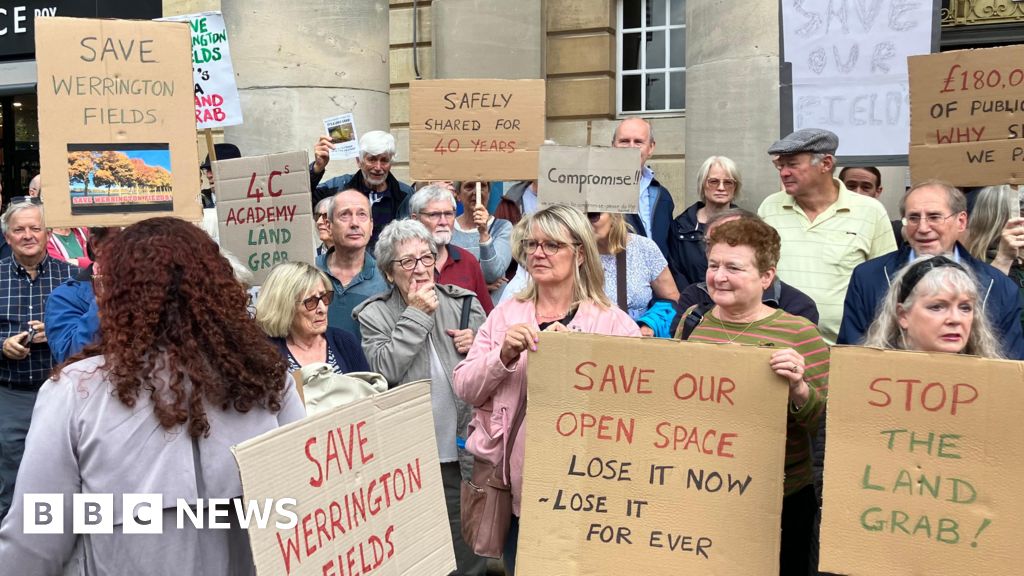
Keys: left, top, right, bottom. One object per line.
{"left": 270, "top": 326, "right": 370, "bottom": 374}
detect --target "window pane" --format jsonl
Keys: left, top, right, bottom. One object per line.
{"left": 671, "top": 0, "right": 685, "bottom": 25}
{"left": 646, "top": 30, "right": 666, "bottom": 69}
{"left": 623, "top": 0, "right": 641, "bottom": 28}
{"left": 670, "top": 71, "right": 685, "bottom": 109}
{"left": 622, "top": 75, "right": 642, "bottom": 112}
{"left": 623, "top": 32, "right": 642, "bottom": 71}
{"left": 648, "top": 0, "right": 667, "bottom": 26}
{"left": 646, "top": 73, "right": 666, "bottom": 111}
{"left": 670, "top": 27, "right": 685, "bottom": 68}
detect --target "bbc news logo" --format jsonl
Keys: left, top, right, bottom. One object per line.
{"left": 24, "top": 494, "right": 299, "bottom": 534}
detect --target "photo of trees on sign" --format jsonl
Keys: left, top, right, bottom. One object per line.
{"left": 67, "top": 144, "right": 175, "bottom": 215}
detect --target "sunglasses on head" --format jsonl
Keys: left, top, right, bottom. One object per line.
{"left": 299, "top": 291, "right": 334, "bottom": 311}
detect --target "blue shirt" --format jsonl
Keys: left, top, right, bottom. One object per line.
{"left": 636, "top": 166, "right": 656, "bottom": 240}
{"left": 0, "top": 255, "right": 77, "bottom": 387}
{"left": 315, "top": 250, "right": 389, "bottom": 340}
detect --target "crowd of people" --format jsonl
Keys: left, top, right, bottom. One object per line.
{"left": 0, "top": 118, "right": 1018, "bottom": 576}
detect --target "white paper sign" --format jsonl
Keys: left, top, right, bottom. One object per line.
{"left": 781, "top": 0, "right": 934, "bottom": 157}
{"left": 324, "top": 113, "right": 360, "bottom": 160}
{"left": 161, "top": 11, "right": 243, "bottom": 129}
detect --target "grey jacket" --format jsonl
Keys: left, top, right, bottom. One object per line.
{"left": 352, "top": 284, "right": 486, "bottom": 479}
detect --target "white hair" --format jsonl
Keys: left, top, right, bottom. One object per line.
{"left": 1, "top": 201, "right": 44, "bottom": 235}
{"left": 359, "top": 131, "right": 396, "bottom": 158}
{"left": 409, "top": 184, "right": 457, "bottom": 215}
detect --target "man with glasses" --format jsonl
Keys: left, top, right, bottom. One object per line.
{"left": 758, "top": 128, "right": 897, "bottom": 344}
{"left": 315, "top": 189, "right": 388, "bottom": 339}
{"left": 409, "top": 185, "right": 493, "bottom": 314}
{"left": 309, "top": 130, "right": 412, "bottom": 250}
{"left": 615, "top": 118, "right": 675, "bottom": 258}
{"left": 838, "top": 180, "right": 1024, "bottom": 358}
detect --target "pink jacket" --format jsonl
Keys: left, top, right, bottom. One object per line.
{"left": 453, "top": 297, "right": 641, "bottom": 515}
{"left": 47, "top": 227, "right": 91, "bottom": 268}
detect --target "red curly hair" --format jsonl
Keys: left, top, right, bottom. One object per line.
{"left": 85, "top": 217, "right": 287, "bottom": 438}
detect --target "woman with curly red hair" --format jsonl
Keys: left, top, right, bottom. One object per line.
{"left": 0, "top": 217, "right": 305, "bottom": 575}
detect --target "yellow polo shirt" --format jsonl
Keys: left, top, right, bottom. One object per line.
{"left": 758, "top": 179, "right": 897, "bottom": 344}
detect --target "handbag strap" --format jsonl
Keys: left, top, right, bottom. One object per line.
{"left": 500, "top": 378, "right": 529, "bottom": 486}
{"left": 459, "top": 295, "right": 473, "bottom": 330}
{"left": 615, "top": 250, "right": 628, "bottom": 313}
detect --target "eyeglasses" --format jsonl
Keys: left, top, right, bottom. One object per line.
{"left": 706, "top": 178, "right": 737, "bottom": 189}
{"left": 521, "top": 239, "right": 579, "bottom": 256}
{"left": 587, "top": 212, "right": 602, "bottom": 223}
{"left": 315, "top": 212, "right": 329, "bottom": 222}
{"left": 299, "top": 291, "right": 334, "bottom": 311}
{"left": 901, "top": 213, "right": 957, "bottom": 227}
{"left": 419, "top": 210, "right": 455, "bottom": 222}
{"left": 392, "top": 253, "right": 437, "bottom": 270}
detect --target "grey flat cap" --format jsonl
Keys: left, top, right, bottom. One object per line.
{"left": 767, "top": 128, "right": 839, "bottom": 156}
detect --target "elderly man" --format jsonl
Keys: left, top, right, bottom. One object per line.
{"left": 311, "top": 130, "right": 412, "bottom": 249}
{"left": 838, "top": 180, "right": 1024, "bottom": 358}
{"left": 0, "top": 200, "right": 77, "bottom": 518}
{"left": 315, "top": 189, "right": 389, "bottom": 339}
{"left": 409, "top": 185, "right": 494, "bottom": 314}
{"left": 616, "top": 118, "right": 674, "bottom": 257}
{"left": 758, "top": 128, "right": 897, "bottom": 344}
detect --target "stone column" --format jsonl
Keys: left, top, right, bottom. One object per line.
{"left": 432, "top": 0, "right": 543, "bottom": 79}
{"left": 222, "top": 0, "right": 390, "bottom": 180}
{"left": 685, "top": 0, "right": 781, "bottom": 209}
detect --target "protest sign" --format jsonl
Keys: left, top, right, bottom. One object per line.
{"left": 213, "top": 151, "right": 316, "bottom": 285}
{"left": 820, "top": 347, "right": 1024, "bottom": 575}
{"left": 781, "top": 0, "right": 933, "bottom": 158}
{"left": 233, "top": 381, "right": 456, "bottom": 576}
{"left": 909, "top": 45, "right": 1024, "bottom": 186}
{"left": 518, "top": 333, "right": 789, "bottom": 575}
{"left": 160, "top": 11, "right": 243, "bottom": 129}
{"left": 324, "top": 113, "right": 360, "bottom": 160}
{"left": 537, "top": 146, "right": 641, "bottom": 214}
{"left": 35, "top": 17, "right": 201, "bottom": 227}
{"left": 409, "top": 79, "right": 545, "bottom": 181}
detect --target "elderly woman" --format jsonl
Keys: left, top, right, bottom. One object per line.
{"left": 677, "top": 218, "right": 827, "bottom": 576}
{"left": 453, "top": 180, "right": 514, "bottom": 298}
{"left": 256, "top": 261, "right": 369, "bottom": 374}
{"left": 668, "top": 155, "right": 742, "bottom": 290}
{"left": 0, "top": 217, "right": 304, "bottom": 574}
{"left": 964, "top": 185, "right": 1024, "bottom": 330}
{"left": 863, "top": 255, "right": 1003, "bottom": 357}
{"left": 588, "top": 211, "right": 678, "bottom": 319}
{"left": 353, "top": 219, "right": 488, "bottom": 576}
{"left": 453, "top": 205, "right": 641, "bottom": 574}
{"left": 314, "top": 197, "right": 334, "bottom": 256}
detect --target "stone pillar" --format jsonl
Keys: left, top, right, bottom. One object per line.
{"left": 685, "top": 0, "right": 781, "bottom": 210}
{"left": 432, "top": 0, "right": 543, "bottom": 79}
{"left": 222, "top": 0, "right": 390, "bottom": 181}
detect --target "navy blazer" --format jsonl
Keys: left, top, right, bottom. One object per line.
{"left": 625, "top": 177, "right": 674, "bottom": 258}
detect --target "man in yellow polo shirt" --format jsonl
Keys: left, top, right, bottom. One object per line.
{"left": 758, "top": 129, "right": 896, "bottom": 344}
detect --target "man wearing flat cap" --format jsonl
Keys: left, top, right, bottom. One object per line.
{"left": 758, "top": 128, "right": 896, "bottom": 344}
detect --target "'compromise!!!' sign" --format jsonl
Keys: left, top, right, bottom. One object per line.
{"left": 233, "top": 382, "right": 456, "bottom": 576}
{"left": 909, "top": 45, "right": 1024, "bottom": 186}
{"left": 213, "top": 151, "right": 316, "bottom": 285}
{"left": 518, "top": 333, "right": 789, "bottom": 575}
{"left": 820, "top": 347, "right": 1024, "bottom": 575}
{"left": 537, "top": 146, "right": 641, "bottom": 214}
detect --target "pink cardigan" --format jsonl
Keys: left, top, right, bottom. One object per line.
{"left": 46, "top": 227, "right": 91, "bottom": 268}
{"left": 452, "top": 297, "right": 641, "bottom": 515}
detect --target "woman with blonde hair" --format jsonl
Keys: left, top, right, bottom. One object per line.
{"left": 453, "top": 205, "right": 641, "bottom": 574}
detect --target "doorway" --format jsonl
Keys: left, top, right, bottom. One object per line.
{"left": 0, "top": 93, "right": 39, "bottom": 205}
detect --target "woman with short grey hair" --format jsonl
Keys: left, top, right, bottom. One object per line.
{"left": 353, "top": 218, "right": 489, "bottom": 576}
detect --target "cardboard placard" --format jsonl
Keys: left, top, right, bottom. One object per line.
{"left": 160, "top": 11, "right": 243, "bottom": 129}
{"left": 409, "top": 79, "right": 545, "bottom": 181}
{"left": 781, "top": 0, "right": 933, "bottom": 157}
{"left": 232, "top": 382, "right": 456, "bottom": 576}
{"left": 34, "top": 17, "right": 201, "bottom": 227}
{"left": 536, "top": 146, "right": 641, "bottom": 213}
{"left": 909, "top": 45, "right": 1024, "bottom": 186}
{"left": 324, "top": 113, "right": 360, "bottom": 160}
{"left": 518, "top": 333, "right": 789, "bottom": 575}
{"left": 820, "top": 347, "right": 1024, "bottom": 575}
{"left": 213, "top": 151, "right": 317, "bottom": 285}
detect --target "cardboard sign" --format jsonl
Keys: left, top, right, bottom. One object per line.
{"left": 909, "top": 45, "right": 1024, "bottom": 186}
{"left": 213, "top": 151, "right": 317, "bottom": 285}
{"left": 324, "top": 113, "right": 360, "bottom": 160}
{"left": 409, "top": 79, "right": 545, "bottom": 181}
{"left": 781, "top": 0, "right": 933, "bottom": 157}
{"left": 820, "top": 347, "right": 1024, "bottom": 575}
{"left": 160, "top": 11, "right": 243, "bottom": 129}
{"left": 537, "top": 146, "right": 641, "bottom": 213}
{"left": 34, "top": 17, "right": 201, "bottom": 227}
{"left": 233, "top": 382, "right": 456, "bottom": 576}
{"left": 518, "top": 333, "right": 789, "bottom": 575}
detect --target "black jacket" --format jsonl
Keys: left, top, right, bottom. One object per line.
{"left": 309, "top": 168, "right": 412, "bottom": 250}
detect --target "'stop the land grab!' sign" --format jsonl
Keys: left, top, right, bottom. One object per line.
{"left": 160, "top": 11, "right": 243, "bottom": 129}
{"left": 35, "top": 17, "right": 201, "bottom": 228}
{"left": 781, "top": 0, "right": 933, "bottom": 158}
{"left": 820, "top": 347, "right": 1024, "bottom": 575}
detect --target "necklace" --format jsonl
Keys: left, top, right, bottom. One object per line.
{"left": 288, "top": 336, "right": 320, "bottom": 352}
{"left": 709, "top": 313, "right": 759, "bottom": 344}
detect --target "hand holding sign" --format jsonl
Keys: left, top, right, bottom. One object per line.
{"left": 312, "top": 135, "right": 334, "bottom": 174}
